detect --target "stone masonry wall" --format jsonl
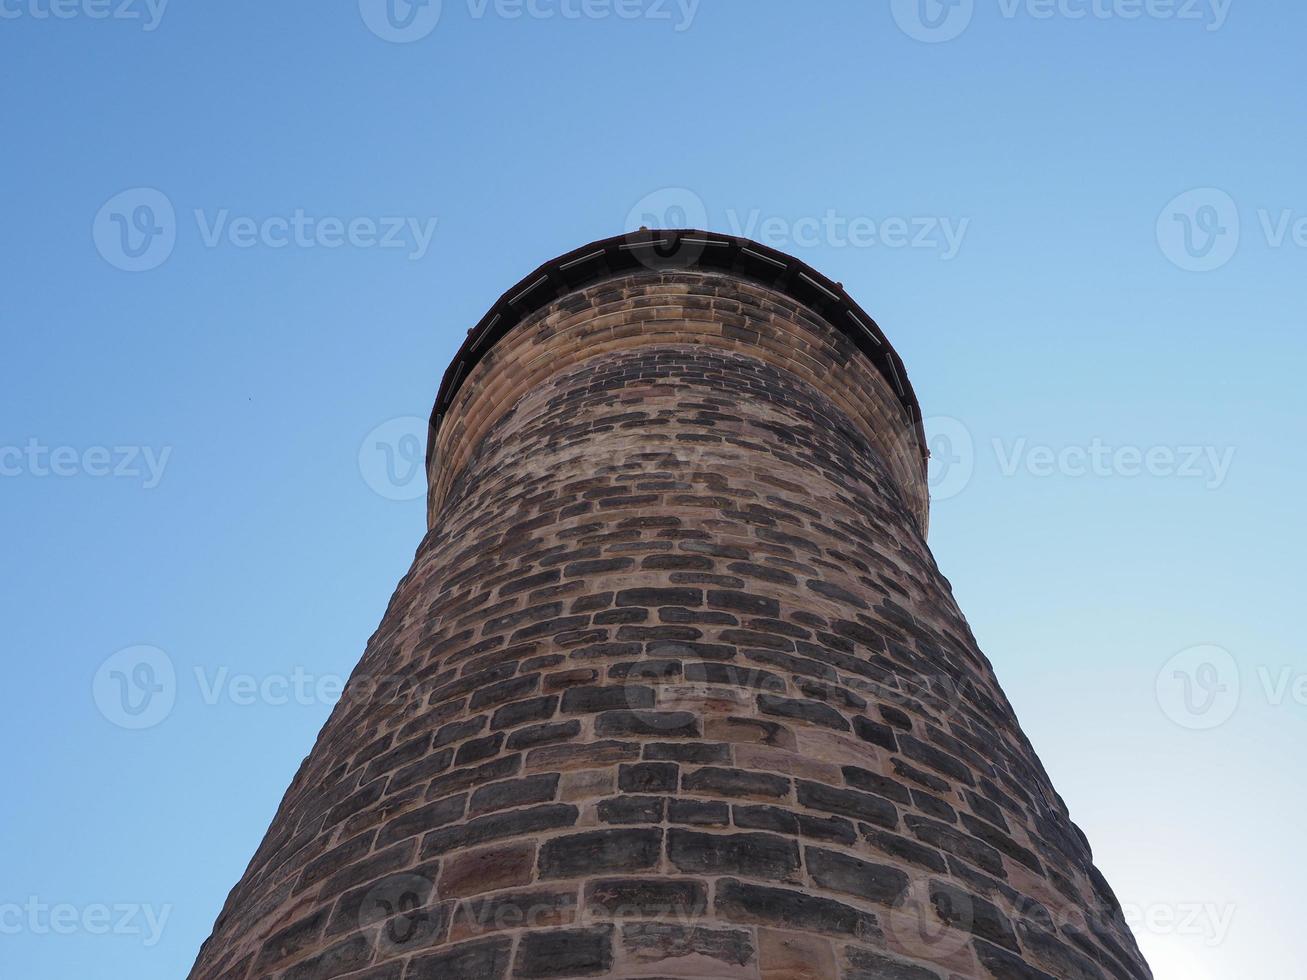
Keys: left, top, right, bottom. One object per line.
{"left": 190, "top": 271, "right": 1151, "bottom": 980}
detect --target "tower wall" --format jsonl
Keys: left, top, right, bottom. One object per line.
{"left": 191, "top": 247, "right": 1150, "bottom": 980}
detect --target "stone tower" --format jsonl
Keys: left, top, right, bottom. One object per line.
{"left": 191, "top": 231, "right": 1151, "bottom": 980}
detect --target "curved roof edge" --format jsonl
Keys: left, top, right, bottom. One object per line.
{"left": 426, "top": 229, "right": 927, "bottom": 476}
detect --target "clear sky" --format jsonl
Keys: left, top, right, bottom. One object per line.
{"left": 2, "top": 2, "right": 1302, "bottom": 977}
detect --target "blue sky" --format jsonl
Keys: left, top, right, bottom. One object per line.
{"left": 1, "top": 2, "right": 1302, "bottom": 977}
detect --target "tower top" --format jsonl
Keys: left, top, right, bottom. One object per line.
{"left": 426, "top": 228, "right": 926, "bottom": 475}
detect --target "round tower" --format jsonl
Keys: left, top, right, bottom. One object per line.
{"left": 191, "top": 231, "right": 1151, "bottom": 980}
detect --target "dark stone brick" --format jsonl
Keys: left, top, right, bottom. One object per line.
{"left": 643, "top": 741, "right": 730, "bottom": 764}
{"left": 732, "top": 803, "right": 798, "bottom": 835}
{"left": 891, "top": 756, "right": 951, "bottom": 794}
{"left": 1015, "top": 920, "right": 1109, "bottom": 980}
{"left": 647, "top": 639, "right": 735, "bottom": 660}
{"left": 714, "top": 878, "right": 879, "bottom": 940}
{"left": 973, "top": 940, "right": 1057, "bottom": 980}
{"left": 525, "top": 740, "right": 639, "bottom": 771}
{"left": 842, "top": 764, "right": 911, "bottom": 805}
{"left": 723, "top": 629, "right": 794, "bottom": 652}
{"left": 254, "top": 908, "right": 327, "bottom": 971}
{"left": 806, "top": 846, "right": 910, "bottom": 906}
{"left": 806, "top": 578, "right": 869, "bottom": 608}
{"left": 862, "top": 828, "right": 947, "bottom": 874}
{"left": 538, "top": 828, "right": 662, "bottom": 878}
{"left": 450, "top": 888, "right": 577, "bottom": 940}
{"left": 616, "top": 587, "right": 703, "bottom": 608}
{"left": 904, "top": 814, "right": 1006, "bottom": 878}
{"left": 512, "top": 615, "right": 592, "bottom": 642}
{"left": 595, "top": 710, "right": 700, "bottom": 738}
{"left": 388, "top": 747, "right": 457, "bottom": 795}
{"left": 684, "top": 661, "right": 785, "bottom": 692}
{"left": 501, "top": 569, "right": 560, "bottom": 597}
{"left": 797, "top": 780, "right": 897, "bottom": 829}
{"left": 853, "top": 715, "right": 898, "bottom": 751}
{"left": 597, "top": 795, "right": 665, "bottom": 824}
{"left": 570, "top": 592, "right": 615, "bottom": 613}
{"left": 469, "top": 774, "right": 559, "bottom": 816}
{"left": 471, "top": 679, "right": 541, "bottom": 713}
{"left": 642, "top": 554, "right": 713, "bottom": 571}
{"left": 619, "top": 762, "right": 678, "bottom": 793}
{"left": 960, "top": 813, "right": 1043, "bottom": 873}
{"left": 797, "top": 812, "right": 859, "bottom": 845}
{"left": 434, "top": 716, "right": 488, "bottom": 748}
{"left": 491, "top": 696, "right": 559, "bottom": 730}
{"left": 279, "top": 933, "right": 373, "bottom": 980}
{"left": 375, "top": 795, "right": 467, "bottom": 848}
{"left": 592, "top": 609, "right": 646, "bottom": 626}
{"left": 930, "top": 878, "right": 1019, "bottom": 956}
{"left": 560, "top": 685, "right": 655, "bottom": 713}
{"left": 846, "top": 946, "right": 942, "bottom": 980}
{"left": 427, "top": 755, "right": 521, "bottom": 801}
{"left": 879, "top": 703, "right": 914, "bottom": 730}
{"left": 565, "top": 558, "right": 634, "bottom": 576}
{"left": 707, "top": 590, "right": 780, "bottom": 617}
{"left": 757, "top": 694, "right": 850, "bottom": 731}
{"left": 585, "top": 878, "right": 707, "bottom": 918}
{"left": 422, "top": 804, "right": 578, "bottom": 858}
{"left": 512, "top": 925, "right": 613, "bottom": 978}
{"left": 607, "top": 658, "right": 680, "bottom": 681}
{"left": 455, "top": 732, "right": 504, "bottom": 766}
{"left": 912, "top": 789, "right": 958, "bottom": 823}
{"left": 963, "top": 790, "right": 1010, "bottom": 831}
{"left": 668, "top": 829, "right": 800, "bottom": 880}
{"left": 897, "top": 734, "right": 976, "bottom": 786}
{"left": 408, "top": 936, "right": 512, "bottom": 980}
{"left": 669, "top": 798, "right": 729, "bottom": 826}
{"left": 620, "top": 922, "right": 754, "bottom": 966}
{"left": 505, "top": 720, "right": 580, "bottom": 751}
{"left": 683, "top": 766, "right": 790, "bottom": 800}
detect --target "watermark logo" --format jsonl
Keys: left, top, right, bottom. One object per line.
{"left": 924, "top": 416, "right": 976, "bottom": 502}
{"left": 93, "top": 188, "right": 176, "bottom": 273}
{"left": 892, "top": 0, "right": 975, "bottom": 43}
{"left": 623, "top": 187, "right": 712, "bottom": 269}
{"left": 360, "top": 873, "right": 440, "bottom": 955}
{"left": 359, "top": 0, "right": 443, "bottom": 42}
{"left": 93, "top": 646, "right": 176, "bottom": 729}
{"left": 359, "top": 416, "right": 429, "bottom": 501}
{"left": 1157, "top": 188, "right": 1240, "bottom": 272}
{"left": 1156, "top": 644, "right": 1240, "bottom": 730}
{"left": 0, "top": 0, "right": 169, "bottom": 30}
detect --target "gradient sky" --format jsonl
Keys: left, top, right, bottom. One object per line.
{"left": 2, "top": 2, "right": 1302, "bottom": 977}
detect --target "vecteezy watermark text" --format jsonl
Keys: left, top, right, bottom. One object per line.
{"left": 358, "top": 0, "right": 700, "bottom": 43}
{"left": 0, "top": 0, "right": 169, "bottom": 30}
{"left": 1, "top": 440, "right": 171, "bottom": 488}
{"left": 0, "top": 898, "right": 172, "bottom": 947}
{"left": 925, "top": 417, "right": 1237, "bottom": 502}
{"left": 892, "top": 0, "right": 1232, "bottom": 43}
{"left": 626, "top": 188, "right": 970, "bottom": 260}
{"left": 993, "top": 437, "right": 1235, "bottom": 489}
